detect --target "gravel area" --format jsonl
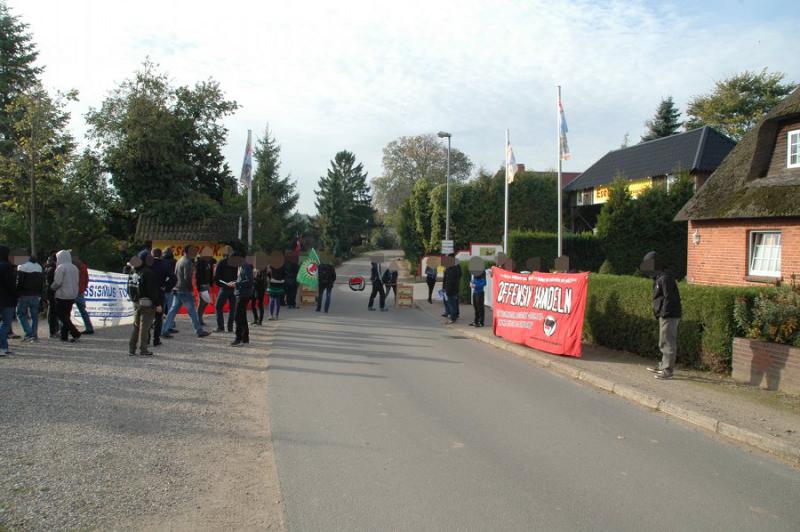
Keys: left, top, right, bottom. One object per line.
{"left": 0, "top": 317, "right": 285, "bottom": 531}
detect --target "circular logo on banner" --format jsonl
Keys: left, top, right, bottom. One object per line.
{"left": 305, "top": 262, "right": 318, "bottom": 276}
{"left": 543, "top": 315, "right": 558, "bottom": 337}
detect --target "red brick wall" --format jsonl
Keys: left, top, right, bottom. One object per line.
{"left": 686, "top": 218, "right": 800, "bottom": 286}
{"left": 732, "top": 338, "right": 800, "bottom": 394}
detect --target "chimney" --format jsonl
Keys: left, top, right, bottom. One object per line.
{"left": 516, "top": 163, "right": 525, "bottom": 173}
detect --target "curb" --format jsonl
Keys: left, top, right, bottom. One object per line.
{"left": 416, "top": 303, "right": 800, "bottom": 465}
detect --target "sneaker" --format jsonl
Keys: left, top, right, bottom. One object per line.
{"left": 1, "top": 350, "right": 11, "bottom": 356}
{"left": 380, "top": 308, "right": 388, "bottom": 312}
{"left": 440, "top": 313, "right": 448, "bottom": 318}
{"left": 197, "top": 331, "right": 211, "bottom": 338}
{"left": 50, "top": 333, "right": 59, "bottom": 339}
{"left": 655, "top": 371, "right": 673, "bottom": 380}
{"left": 83, "top": 330, "right": 95, "bottom": 335}
{"left": 446, "top": 320, "right": 456, "bottom": 325}
{"left": 214, "top": 328, "right": 225, "bottom": 333}
{"left": 161, "top": 333, "right": 173, "bottom": 339}
{"left": 140, "top": 351, "right": 154, "bottom": 357}
{"left": 231, "top": 341, "right": 242, "bottom": 347}
{"left": 129, "top": 349, "right": 136, "bottom": 356}
{"left": 646, "top": 366, "right": 661, "bottom": 373}
{"left": 468, "top": 323, "right": 476, "bottom": 327}
{"left": 153, "top": 340, "right": 162, "bottom": 347}
{"left": 169, "top": 328, "right": 179, "bottom": 334}
{"left": 368, "top": 307, "right": 375, "bottom": 311}
{"left": 68, "top": 338, "right": 78, "bottom": 343}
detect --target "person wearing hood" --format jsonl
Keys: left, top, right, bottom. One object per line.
{"left": 230, "top": 251, "right": 253, "bottom": 346}
{"left": 50, "top": 249, "right": 81, "bottom": 342}
{"left": 72, "top": 255, "right": 95, "bottom": 334}
{"left": 641, "top": 251, "right": 682, "bottom": 380}
{"left": 0, "top": 246, "right": 17, "bottom": 355}
{"left": 44, "top": 252, "right": 59, "bottom": 338}
{"left": 16, "top": 254, "right": 44, "bottom": 341}
{"left": 129, "top": 250, "right": 161, "bottom": 356}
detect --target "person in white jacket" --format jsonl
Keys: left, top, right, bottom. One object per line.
{"left": 50, "top": 249, "right": 81, "bottom": 342}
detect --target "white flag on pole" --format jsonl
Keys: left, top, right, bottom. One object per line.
{"left": 506, "top": 143, "right": 517, "bottom": 184}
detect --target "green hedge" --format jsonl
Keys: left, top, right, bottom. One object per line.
{"left": 508, "top": 231, "right": 604, "bottom": 273}
{"left": 584, "top": 274, "right": 765, "bottom": 372}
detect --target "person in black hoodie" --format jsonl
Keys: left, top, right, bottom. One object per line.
{"left": 149, "top": 248, "right": 174, "bottom": 347}
{"left": 442, "top": 257, "right": 461, "bottom": 324}
{"left": 641, "top": 251, "right": 682, "bottom": 380}
{"left": 285, "top": 254, "right": 299, "bottom": 309}
{"left": 0, "top": 246, "right": 17, "bottom": 355}
{"left": 231, "top": 251, "right": 254, "bottom": 346}
{"left": 367, "top": 260, "right": 386, "bottom": 311}
{"left": 195, "top": 254, "right": 214, "bottom": 326}
{"left": 316, "top": 262, "right": 336, "bottom": 313}
{"left": 16, "top": 255, "right": 44, "bottom": 341}
{"left": 214, "top": 251, "right": 237, "bottom": 332}
{"left": 44, "top": 252, "right": 59, "bottom": 338}
{"left": 129, "top": 250, "right": 162, "bottom": 356}
{"left": 252, "top": 266, "right": 267, "bottom": 325}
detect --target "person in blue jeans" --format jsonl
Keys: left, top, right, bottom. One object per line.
{"left": 16, "top": 255, "right": 44, "bottom": 341}
{"left": 160, "top": 245, "right": 210, "bottom": 338}
{"left": 316, "top": 262, "right": 336, "bottom": 313}
{"left": 0, "top": 246, "right": 18, "bottom": 355}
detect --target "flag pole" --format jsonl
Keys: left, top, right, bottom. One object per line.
{"left": 504, "top": 129, "right": 510, "bottom": 254}
{"left": 246, "top": 129, "right": 253, "bottom": 250}
{"left": 557, "top": 86, "right": 563, "bottom": 259}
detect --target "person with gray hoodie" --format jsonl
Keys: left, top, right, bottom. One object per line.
{"left": 50, "top": 249, "right": 81, "bottom": 342}
{"left": 160, "top": 245, "right": 210, "bottom": 338}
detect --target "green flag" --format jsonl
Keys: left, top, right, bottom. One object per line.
{"left": 297, "top": 248, "right": 321, "bottom": 290}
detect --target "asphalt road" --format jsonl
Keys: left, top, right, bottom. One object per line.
{"left": 267, "top": 254, "right": 800, "bottom": 532}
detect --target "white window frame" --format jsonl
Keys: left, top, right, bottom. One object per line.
{"left": 789, "top": 130, "right": 800, "bottom": 169}
{"left": 748, "top": 231, "right": 782, "bottom": 278}
{"left": 576, "top": 189, "right": 592, "bottom": 206}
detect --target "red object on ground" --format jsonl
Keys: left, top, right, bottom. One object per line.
{"left": 491, "top": 267, "right": 589, "bottom": 358}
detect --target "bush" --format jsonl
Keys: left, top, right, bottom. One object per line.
{"left": 584, "top": 274, "right": 763, "bottom": 372}
{"left": 736, "top": 287, "right": 800, "bottom": 346}
{"left": 508, "top": 231, "right": 604, "bottom": 272}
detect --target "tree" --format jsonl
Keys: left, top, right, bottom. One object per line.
{"left": 372, "top": 133, "right": 472, "bottom": 221}
{"left": 315, "top": 150, "right": 373, "bottom": 257}
{"left": 641, "top": 96, "right": 682, "bottom": 142}
{"left": 86, "top": 60, "right": 239, "bottom": 225}
{"left": 685, "top": 69, "right": 796, "bottom": 141}
{"left": 595, "top": 177, "right": 639, "bottom": 275}
{"left": 252, "top": 124, "right": 299, "bottom": 252}
{"left": 0, "top": 0, "right": 43, "bottom": 156}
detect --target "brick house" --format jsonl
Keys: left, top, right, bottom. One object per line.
{"left": 564, "top": 127, "right": 735, "bottom": 232}
{"left": 675, "top": 87, "right": 800, "bottom": 287}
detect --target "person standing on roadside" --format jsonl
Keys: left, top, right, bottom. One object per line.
{"left": 231, "top": 251, "right": 254, "bottom": 346}
{"left": 44, "top": 252, "right": 59, "bottom": 338}
{"left": 469, "top": 271, "right": 486, "bottom": 328}
{"left": 0, "top": 246, "right": 17, "bottom": 355}
{"left": 149, "top": 248, "right": 173, "bottom": 347}
{"left": 15, "top": 254, "right": 44, "bottom": 342}
{"left": 316, "top": 261, "right": 336, "bottom": 313}
{"left": 129, "top": 251, "right": 161, "bottom": 356}
{"left": 368, "top": 259, "right": 386, "bottom": 311}
{"left": 442, "top": 256, "right": 461, "bottom": 324}
{"left": 72, "top": 255, "right": 95, "bottom": 335}
{"left": 642, "top": 251, "right": 682, "bottom": 380}
{"left": 285, "top": 254, "right": 299, "bottom": 309}
{"left": 425, "top": 263, "right": 437, "bottom": 304}
{"left": 51, "top": 249, "right": 81, "bottom": 342}
{"left": 214, "top": 250, "right": 237, "bottom": 333}
{"left": 252, "top": 265, "right": 267, "bottom": 325}
{"left": 161, "top": 245, "right": 210, "bottom": 338}
{"left": 266, "top": 261, "right": 286, "bottom": 320}
{"left": 195, "top": 254, "right": 213, "bottom": 326}
{"left": 161, "top": 247, "right": 177, "bottom": 331}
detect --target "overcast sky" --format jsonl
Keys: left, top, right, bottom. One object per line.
{"left": 10, "top": 0, "right": 800, "bottom": 214}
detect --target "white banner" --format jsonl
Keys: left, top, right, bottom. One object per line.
{"left": 72, "top": 269, "right": 135, "bottom": 327}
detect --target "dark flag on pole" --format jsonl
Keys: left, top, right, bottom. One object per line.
{"left": 240, "top": 130, "right": 253, "bottom": 188}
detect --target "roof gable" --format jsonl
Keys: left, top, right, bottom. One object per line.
{"left": 675, "top": 87, "right": 800, "bottom": 221}
{"left": 135, "top": 214, "right": 241, "bottom": 242}
{"left": 564, "top": 127, "right": 735, "bottom": 191}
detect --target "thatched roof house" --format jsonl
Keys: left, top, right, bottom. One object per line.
{"left": 676, "top": 87, "right": 800, "bottom": 286}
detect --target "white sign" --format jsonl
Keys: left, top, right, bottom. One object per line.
{"left": 469, "top": 243, "right": 503, "bottom": 260}
{"left": 441, "top": 240, "right": 454, "bottom": 254}
{"left": 72, "top": 269, "right": 135, "bottom": 327}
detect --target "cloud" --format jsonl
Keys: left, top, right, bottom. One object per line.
{"left": 10, "top": 0, "right": 800, "bottom": 213}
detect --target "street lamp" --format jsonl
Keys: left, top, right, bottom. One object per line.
{"left": 437, "top": 131, "right": 451, "bottom": 241}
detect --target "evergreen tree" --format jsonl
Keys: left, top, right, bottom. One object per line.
{"left": 315, "top": 150, "right": 373, "bottom": 257}
{"left": 641, "top": 96, "right": 682, "bottom": 142}
{"left": 252, "top": 124, "right": 299, "bottom": 252}
{"left": 0, "top": 0, "right": 43, "bottom": 156}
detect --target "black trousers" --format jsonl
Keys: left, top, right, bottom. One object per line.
{"left": 426, "top": 280, "right": 436, "bottom": 302}
{"left": 55, "top": 298, "right": 80, "bottom": 340}
{"left": 368, "top": 282, "right": 386, "bottom": 309}
{"left": 472, "top": 292, "right": 485, "bottom": 326}
{"left": 286, "top": 282, "right": 298, "bottom": 308}
{"left": 251, "top": 289, "right": 265, "bottom": 323}
{"left": 234, "top": 296, "right": 250, "bottom": 343}
{"left": 386, "top": 283, "right": 397, "bottom": 303}
{"left": 47, "top": 291, "right": 59, "bottom": 335}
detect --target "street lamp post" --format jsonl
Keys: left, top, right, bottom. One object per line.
{"left": 437, "top": 131, "right": 451, "bottom": 241}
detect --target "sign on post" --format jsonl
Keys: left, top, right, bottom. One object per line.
{"left": 441, "top": 240, "right": 454, "bottom": 254}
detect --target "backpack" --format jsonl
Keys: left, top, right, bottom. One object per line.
{"left": 127, "top": 270, "right": 141, "bottom": 302}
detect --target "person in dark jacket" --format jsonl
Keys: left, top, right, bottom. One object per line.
{"left": 162, "top": 247, "right": 177, "bottom": 330}
{"left": 442, "top": 257, "right": 461, "bottom": 323}
{"left": 424, "top": 263, "right": 438, "bottom": 304}
{"left": 367, "top": 260, "right": 387, "bottom": 311}
{"left": 285, "top": 254, "right": 299, "bottom": 309}
{"left": 231, "top": 252, "right": 254, "bottom": 346}
{"left": 641, "top": 251, "right": 682, "bottom": 380}
{"left": 44, "top": 252, "right": 59, "bottom": 338}
{"left": 214, "top": 251, "right": 237, "bottom": 332}
{"left": 72, "top": 255, "right": 94, "bottom": 334}
{"left": 149, "top": 248, "right": 173, "bottom": 347}
{"left": 252, "top": 266, "right": 267, "bottom": 325}
{"left": 195, "top": 255, "right": 214, "bottom": 326}
{"left": 383, "top": 266, "right": 398, "bottom": 305}
{"left": 469, "top": 271, "right": 486, "bottom": 328}
{"left": 0, "top": 246, "right": 17, "bottom": 355}
{"left": 16, "top": 255, "right": 44, "bottom": 341}
{"left": 267, "top": 263, "right": 286, "bottom": 320}
{"left": 316, "top": 262, "right": 336, "bottom": 313}
{"left": 129, "top": 250, "right": 162, "bottom": 356}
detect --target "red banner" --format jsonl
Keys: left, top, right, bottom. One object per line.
{"left": 491, "top": 267, "right": 589, "bottom": 358}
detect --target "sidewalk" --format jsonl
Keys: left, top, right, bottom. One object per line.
{"left": 414, "top": 292, "right": 800, "bottom": 466}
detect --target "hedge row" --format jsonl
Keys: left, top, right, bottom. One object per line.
{"left": 584, "top": 274, "right": 764, "bottom": 371}
{"left": 508, "top": 231, "right": 604, "bottom": 273}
